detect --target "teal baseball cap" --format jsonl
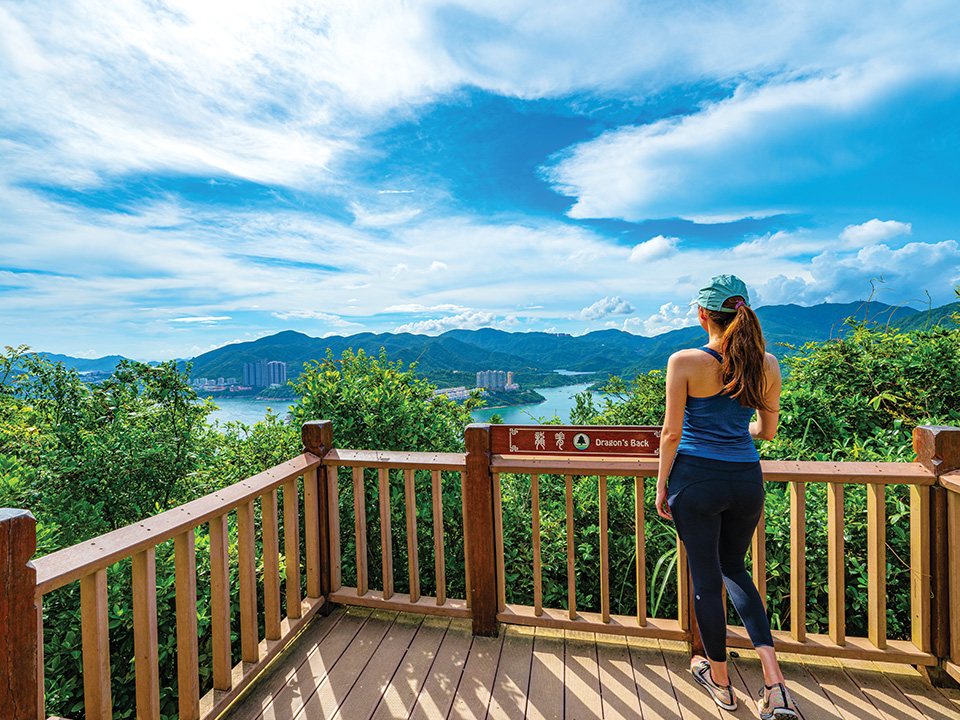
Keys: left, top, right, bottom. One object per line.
{"left": 693, "top": 274, "right": 750, "bottom": 313}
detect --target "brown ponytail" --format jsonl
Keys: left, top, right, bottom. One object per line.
{"left": 704, "top": 296, "right": 771, "bottom": 411}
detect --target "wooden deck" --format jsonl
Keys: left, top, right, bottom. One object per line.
{"left": 224, "top": 607, "right": 960, "bottom": 720}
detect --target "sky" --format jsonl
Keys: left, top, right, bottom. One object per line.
{"left": 2, "top": 0, "right": 959, "bottom": 360}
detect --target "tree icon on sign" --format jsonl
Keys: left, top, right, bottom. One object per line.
{"left": 573, "top": 433, "right": 590, "bottom": 450}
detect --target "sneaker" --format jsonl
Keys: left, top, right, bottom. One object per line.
{"left": 758, "top": 682, "right": 800, "bottom": 719}
{"left": 690, "top": 656, "right": 737, "bottom": 711}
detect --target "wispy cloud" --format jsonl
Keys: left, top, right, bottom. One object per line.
{"left": 168, "top": 316, "right": 232, "bottom": 324}
{"left": 839, "top": 219, "right": 911, "bottom": 247}
{"left": 395, "top": 310, "right": 521, "bottom": 335}
{"left": 574, "top": 296, "right": 635, "bottom": 321}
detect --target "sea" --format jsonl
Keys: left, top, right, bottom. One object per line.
{"left": 204, "top": 382, "right": 596, "bottom": 428}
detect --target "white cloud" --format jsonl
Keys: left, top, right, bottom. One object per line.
{"left": 395, "top": 310, "right": 520, "bottom": 335}
{"left": 168, "top": 316, "right": 232, "bottom": 324}
{"left": 839, "top": 219, "right": 912, "bottom": 247}
{"left": 351, "top": 203, "right": 422, "bottom": 227}
{"left": 383, "top": 303, "right": 466, "bottom": 313}
{"left": 542, "top": 61, "right": 954, "bottom": 222}
{"left": 629, "top": 235, "right": 679, "bottom": 263}
{"left": 623, "top": 302, "right": 698, "bottom": 336}
{"left": 270, "top": 310, "right": 362, "bottom": 328}
{"left": 757, "top": 240, "right": 960, "bottom": 304}
{"left": 429, "top": 261, "right": 448, "bottom": 271}
{"left": 574, "top": 296, "right": 635, "bottom": 321}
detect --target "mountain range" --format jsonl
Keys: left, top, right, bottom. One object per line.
{"left": 32, "top": 299, "right": 959, "bottom": 388}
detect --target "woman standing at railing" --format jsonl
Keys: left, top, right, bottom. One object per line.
{"left": 655, "top": 274, "right": 799, "bottom": 719}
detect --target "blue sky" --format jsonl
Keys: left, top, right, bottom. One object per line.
{"left": 2, "top": 1, "right": 959, "bottom": 360}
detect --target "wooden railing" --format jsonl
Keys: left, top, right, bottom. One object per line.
{"left": 2, "top": 421, "right": 959, "bottom": 719}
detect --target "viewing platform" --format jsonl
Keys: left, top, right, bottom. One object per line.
{"left": 3, "top": 421, "right": 960, "bottom": 719}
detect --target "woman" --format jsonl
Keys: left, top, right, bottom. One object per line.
{"left": 655, "top": 274, "right": 799, "bottom": 718}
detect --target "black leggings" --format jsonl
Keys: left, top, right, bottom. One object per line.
{"left": 667, "top": 453, "right": 774, "bottom": 662}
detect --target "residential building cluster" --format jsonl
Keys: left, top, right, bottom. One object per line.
{"left": 476, "top": 370, "right": 519, "bottom": 391}
{"left": 190, "top": 376, "right": 242, "bottom": 391}
{"left": 243, "top": 359, "right": 288, "bottom": 387}
{"left": 432, "top": 386, "right": 471, "bottom": 401}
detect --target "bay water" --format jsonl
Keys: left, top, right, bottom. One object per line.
{"left": 204, "top": 382, "right": 595, "bottom": 427}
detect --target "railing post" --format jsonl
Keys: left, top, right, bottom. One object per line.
{"left": 1, "top": 509, "right": 39, "bottom": 720}
{"left": 913, "top": 425, "right": 960, "bottom": 686}
{"left": 303, "top": 420, "right": 335, "bottom": 615}
{"left": 465, "top": 423, "right": 500, "bottom": 637}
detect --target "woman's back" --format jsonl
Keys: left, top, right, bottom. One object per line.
{"left": 677, "top": 346, "right": 760, "bottom": 462}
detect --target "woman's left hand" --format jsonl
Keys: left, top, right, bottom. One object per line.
{"left": 655, "top": 483, "right": 672, "bottom": 520}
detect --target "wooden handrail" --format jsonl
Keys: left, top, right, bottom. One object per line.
{"left": 33, "top": 453, "right": 322, "bottom": 595}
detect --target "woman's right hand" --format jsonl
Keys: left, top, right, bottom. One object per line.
{"left": 655, "top": 483, "right": 672, "bottom": 520}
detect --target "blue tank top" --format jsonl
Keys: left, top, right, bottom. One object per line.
{"left": 676, "top": 347, "right": 759, "bottom": 462}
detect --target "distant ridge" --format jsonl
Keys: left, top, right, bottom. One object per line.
{"left": 32, "top": 299, "right": 957, "bottom": 385}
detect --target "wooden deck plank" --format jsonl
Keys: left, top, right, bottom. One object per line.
{"left": 836, "top": 657, "right": 928, "bottom": 720}
{"left": 333, "top": 613, "right": 424, "bottom": 720}
{"left": 595, "top": 634, "right": 642, "bottom": 720}
{"left": 408, "top": 618, "right": 474, "bottom": 720}
{"left": 657, "top": 639, "right": 722, "bottom": 720}
{"left": 292, "top": 609, "right": 398, "bottom": 720}
{"left": 878, "top": 664, "right": 960, "bottom": 720}
{"left": 800, "top": 654, "right": 887, "bottom": 720}
{"left": 486, "top": 625, "right": 535, "bottom": 720}
{"left": 258, "top": 607, "right": 374, "bottom": 720}
{"left": 447, "top": 629, "right": 505, "bottom": 719}
{"left": 370, "top": 616, "right": 452, "bottom": 720}
{"left": 729, "top": 649, "right": 838, "bottom": 720}
{"left": 564, "top": 630, "right": 602, "bottom": 720}
{"left": 625, "top": 636, "right": 682, "bottom": 720}
{"left": 225, "top": 609, "right": 347, "bottom": 720}
{"left": 526, "top": 627, "right": 565, "bottom": 720}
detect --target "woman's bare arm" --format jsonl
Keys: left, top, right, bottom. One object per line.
{"left": 750, "top": 353, "right": 782, "bottom": 441}
{"left": 656, "top": 352, "right": 689, "bottom": 519}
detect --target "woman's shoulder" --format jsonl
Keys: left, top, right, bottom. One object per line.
{"left": 668, "top": 347, "right": 717, "bottom": 373}
{"left": 763, "top": 352, "right": 782, "bottom": 377}
{"left": 668, "top": 347, "right": 708, "bottom": 364}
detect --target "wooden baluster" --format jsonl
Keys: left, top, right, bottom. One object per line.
{"left": 751, "top": 502, "right": 767, "bottom": 610}
{"left": 81, "top": 568, "right": 112, "bottom": 720}
{"left": 432, "top": 469, "right": 446, "bottom": 605}
{"left": 209, "top": 513, "right": 231, "bottom": 691}
{"left": 461, "top": 470, "right": 471, "bottom": 609}
{"left": 0, "top": 509, "right": 39, "bottom": 720}
{"left": 566, "top": 474, "right": 576, "bottom": 620}
{"left": 175, "top": 529, "right": 200, "bottom": 720}
{"left": 262, "top": 489, "right": 282, "bottom": 641}
{"left": 827, "top": 483, "right": 845, "bottom": 645}
{"left": 36, "top": 596, "right": 44, "bottom": 720}
{"left": 379, "top": 468, "right": 394, "bottom": 600}
{"left": 353, "top": 467, "right": 368, "bottom": 595}
{"left": 911, "top": 484, "right": 931, "bottom": 652}
{"left": 132, "top": 547, "right": 159, "bottom": 720}
{"left": 600, "top": 475, "right": 610, "bottom": 623}
{"left": 790, "top": 481, "right": 806, "bottom": 642}
{"left": 405, "top": 468, "right": 420, "bottom": 603}
{"left": 282, "top": 478, "right": 302, "bottom": 618}
{"left": 867, "top": 483, "right": 887, "bottom": 649}
{"left": 635, "top": 477, "right": 647, "bottom": 626}
{"left": 532, "top": 473, "right": 543, "bottom": 617}
{"left": 948, "top": 489, "right": 960, "bottom": 665}
{"left": 493, "top": 472, "right": 505, "bottom": 612}
{"left": 304, "top": 467, "right": 321, "bottom": 598}
{"left": 328, "top": 466, "right": 342, "bottom": 592}
{"left": 677, "top": 539, "right": 690, "bottom": 631}
{"left": 237, "top": 501, "right": 259, "bottom": 663}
